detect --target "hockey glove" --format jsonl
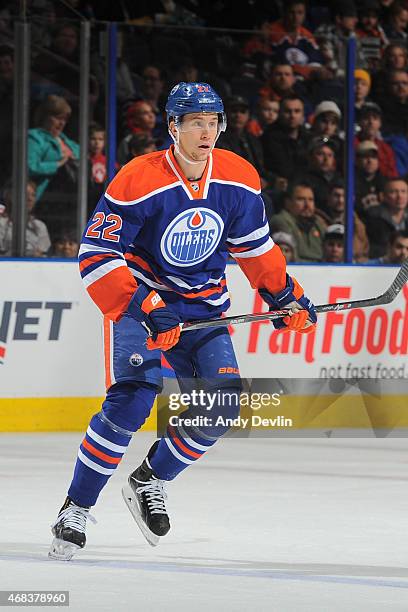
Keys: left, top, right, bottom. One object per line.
{"left": 127, "top": 285, "right": 181, "bottom": 351}
{"left": 259, "top": 274, "right": 317, "bottom": 334}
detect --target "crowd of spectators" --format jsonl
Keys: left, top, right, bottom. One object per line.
{"left": 1, "top": 0, "right": 408, "bottom": 263}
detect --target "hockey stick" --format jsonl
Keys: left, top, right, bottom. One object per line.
{"left": 181, "top": 259, "right": 408, "bottom": 332}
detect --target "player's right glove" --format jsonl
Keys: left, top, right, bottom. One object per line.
{"left": 126, "top": 285, "right": 181, "bottom": 351}
{"left": 259, "top": 274, "right": 317, "bottom": 334}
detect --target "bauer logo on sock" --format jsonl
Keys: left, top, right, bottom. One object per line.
{"left": 129, "top": 353, "right": 144, "bottom": 367}
{"left": 160, "top": 207, "right": 224, "bottom": 267}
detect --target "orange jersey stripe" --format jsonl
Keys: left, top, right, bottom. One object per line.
{"left": 82, "top": 438, "right": 122, "bottom": 464}
{"left": 168, "top": 426, "right": 202, "bottom": 459}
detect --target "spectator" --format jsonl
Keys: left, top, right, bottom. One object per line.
{"left": 354, "top": 69, "right": 372, "bottom": 122}
{"left": 317, "top": 179, "right": 369, "bottom": 262}
{"left": 309, "top": 101, "right": 344, "bottom": 161}
{"left": 355, "top": 140, "right": 386, "bottom": 214}
{"left": 122, "top": 134, "right": 157, "bottom": 165}
{"left": 217, "top": 95, "right": 272, "bottom": 191}
{"left": 269, "top": 181, "right": 327, "bottom": 262}
{"left": 315, "top": 1, "right": 364, "bottom": 79}
{"left": 28, "top": 95, "right": 80, "bottom": 239}
{"left": 88, "top": 123, "right": 107, "bottom": 214}
{"left": 133, "top": 65, "right": 166, "bottom": 127}
{"left": 258, "top": 63, "right": 312, "bottom": 115}
{"left": 261, "top": 95, "right": 311, "bottom": 190}
{"left": 368, "top": 230, "right": 408, "bottom": 264}
{"left": 322, "top": 223, "right": 345, "bottom": 263}
{"left": 117, "top": 100, "right": 162, "bottom": 164}
{"left": 0, "top": 179, "right": 51, "bottom": 257}
{"left": 296, "top": 136, "right": 342, "bottom": 213}
{"left": 355, "top": 102, "right": 398, "bottom": 177}
{"left": 32, "top": 22, "right": 99, "bottom": 131}
{"left": 383, "top": 1, "right": 408, "bottom": 40}
{"left": 365, "top": 177, "right": 408, "bottom": 257}
{"left": 378, "top": 69, "right": 408, "bottom": 136}
{"left": 371, "top": 43, "right": 408, "bottom": 101}
{"left": 229, "top": 61, "right": 264, "bottom": 109}
{"left": 247, "top": 97, "right": 280, "bottom": 137}
{"left": 89, "top": 123, "right": 107, "bottom": 185}
{"left": 271, "top": 231, "right": 298, "bottom": 262}
{"left": 356, "top": 0, "right": 388, "bottom": 70}
{"left": 51, "top": 228, "right": 79, "bottom": 258}
{"left": 265, "top": 0, "right": 323, "bottom": 80}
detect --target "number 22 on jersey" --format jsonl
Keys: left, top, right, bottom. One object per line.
{"left": 85, "top": 212, "right": 123, "bottom": 242}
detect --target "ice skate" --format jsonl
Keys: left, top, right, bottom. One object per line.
{"left": 49, "top": 497, "right": 96, "bottom": 561}
{"left": 122, "top": 450, "right": 170, "bottom": 547}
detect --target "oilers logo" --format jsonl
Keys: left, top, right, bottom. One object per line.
{"left": 129, "top": 353, "right": 144, "bottom": 367}
{"left": 161, "top": 207, "right": 224, "bottom": 267}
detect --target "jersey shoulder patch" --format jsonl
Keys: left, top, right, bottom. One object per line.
{"left": 106, "top": 150, "right": 179, "bottom": 204}
{"left": 211, "top": 148, "right": 261, "bottom": 192}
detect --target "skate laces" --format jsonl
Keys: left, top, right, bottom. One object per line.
{"left": 51, "top": 504, "right": 96, "bottom": 533}
{"left": 137, "top": 478, "right": 168, "bottom": 515}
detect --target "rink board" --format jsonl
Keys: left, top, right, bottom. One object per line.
{"left": 0, "top": 260, "right": 407, "bottom": 431}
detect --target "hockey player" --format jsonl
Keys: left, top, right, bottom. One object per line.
{"left": 49, "top": 82, "right": 317, "bottom": 560}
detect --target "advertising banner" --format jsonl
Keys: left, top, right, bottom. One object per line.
{"left": 1, "top": 261, "right": 407, "bottom": 431}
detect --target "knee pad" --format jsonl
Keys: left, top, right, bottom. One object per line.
{"left": 101, "top": 381, "right": 158, "bottom": 434}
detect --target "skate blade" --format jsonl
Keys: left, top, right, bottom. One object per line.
{"left": 122, "top": 484, "right": 160, "bottom": 547}
{"left": 48, "top": 537, "right": 81, "bottom": 561}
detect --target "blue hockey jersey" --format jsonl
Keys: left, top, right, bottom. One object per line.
{"left": 79, "top": 145, "right": 287, "bottom": 321}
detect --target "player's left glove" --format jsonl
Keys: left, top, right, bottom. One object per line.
{"left": 126, "top": 285, "right": 181, "bottom": 351}
{"left": 259, "top": 274, "right": 317, "bottom": 334}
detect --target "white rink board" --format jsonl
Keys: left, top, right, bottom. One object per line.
{"left": 0, "top": 261, "right": 407, "bottom": 398}
{"left": 226, "top": 264, "right": 408, "bottom": 379}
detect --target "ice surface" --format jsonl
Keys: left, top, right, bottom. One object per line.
{"left": 1, "top": 431, "right": 408, "bottom": 611}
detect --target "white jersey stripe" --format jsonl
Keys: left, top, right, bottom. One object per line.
{"left": 86, "top": 426, "right": 127, "bottom": 453}
{"left": 78, "top": 449, "right": 116, "bottom": 475}
{"left": 128, "top": 268, "right": 169, "bottom": 290}
{"left": 228, "top": 223, "right": 269, "bottom": 245}
{"left": 165, "top": 274, "right": 224, "bottom": 290}
{"left": 79, "top": 243, "right": 124, "bottom": 258}
{"left": 231, "top": 238, "right": 274, "bottom": 259}
{"left": 82, "top": 259, "right": 126, "bottom": 288}
{"left": 164, "top": 436, "right": 195, "bottom": 465}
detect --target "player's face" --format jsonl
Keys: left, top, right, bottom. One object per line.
{"left": 174, "top": 113, "right": 219, "bottom": 161}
